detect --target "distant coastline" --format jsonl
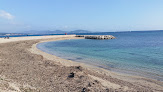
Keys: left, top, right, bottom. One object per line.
{"left": 1, "top": 30, "right": 163, "bottom": 38}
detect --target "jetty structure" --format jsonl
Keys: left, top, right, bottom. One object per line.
{"left": 76, "top": 35, "right": 115, "bottom": 39}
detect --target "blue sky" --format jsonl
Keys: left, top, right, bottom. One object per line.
{"left": 0, "top": 0, "right": 163, "bottom": 32}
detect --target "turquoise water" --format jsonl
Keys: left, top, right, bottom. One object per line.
{"left": 37, "top": 31, "right": 163, "bottom": 81}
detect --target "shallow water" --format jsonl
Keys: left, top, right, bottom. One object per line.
{"left": 37, "top": 31, "right": 163, "bottom": 81}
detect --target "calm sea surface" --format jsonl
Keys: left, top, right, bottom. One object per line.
{"left": 37, "top": 31, "right": 163, "bottom": 81}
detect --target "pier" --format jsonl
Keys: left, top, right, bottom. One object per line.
{"left": 76, "top": 35, "right": 115, "bottom": 39}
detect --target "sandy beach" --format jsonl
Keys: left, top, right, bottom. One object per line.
{"left": 0, "top": 35, "right": 163, "bottom": 92}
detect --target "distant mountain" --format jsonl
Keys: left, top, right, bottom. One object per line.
{"left": 51, "top": 30, "right": 67, "bottom": 34}
{"left": 23, "top": 30, "right": 91, "bottom": 34}
{"left": 69, "top": 30, "right": 91, "bottom": 33}
{"left": 23, "top": 30, "right": 67, "bottom": 34}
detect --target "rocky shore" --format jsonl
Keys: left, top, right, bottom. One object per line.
{"left": 0, "top": 35, "right": 162, "bottom": 92}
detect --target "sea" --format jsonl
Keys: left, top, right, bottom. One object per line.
{"left": 37, "top": 31, "right": 163, "bottom": 81}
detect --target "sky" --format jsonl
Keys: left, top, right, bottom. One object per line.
{"left": 0, "top": 0, "right": 163, "bottom": 33}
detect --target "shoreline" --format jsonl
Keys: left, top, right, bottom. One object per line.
{"left": 36, "top": 38, "right": 163, "bottom": 82}
{"left": 32, "top": 36, "right": 163, "bottom": 88}
{"left": 0, "top": 35, "right": 163, "bottom": 91}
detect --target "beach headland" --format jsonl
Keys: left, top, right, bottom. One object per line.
{"left": 0, "top": 35, "right": 162, "bottom": 92}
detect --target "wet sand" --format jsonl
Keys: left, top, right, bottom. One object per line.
{"left": 0, "top": 35, "right": 163, "bottom": 92}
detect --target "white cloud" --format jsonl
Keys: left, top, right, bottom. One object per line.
{"left": 0, "top": 10, "right": 14, "bottom": 20}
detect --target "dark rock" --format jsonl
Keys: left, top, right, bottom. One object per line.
{"left": 68, "top": 72, "right": 75, "bottom": 78}
{"left": 88, "top": 83, "right": 91, "bottom": 87}
{"left": 106, "top": 88, "right": 109, "bottom": 92}
{"left": 94, "top": 80, "right": 99, "bottom": 83}
{"left": 76, "top": 66, "right": 82, "bottom": 71}
{"left": 81, "top": 88, "right": 87, "bottom": 92}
